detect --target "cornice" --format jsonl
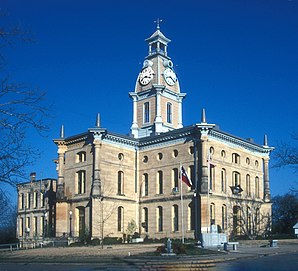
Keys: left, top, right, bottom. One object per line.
{"left": 209, "top": 129, "right": 273, "bottom": 154}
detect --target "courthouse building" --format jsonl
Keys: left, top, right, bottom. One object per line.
{"left": 17, "top": 25, "right": 273, "bottom": 243}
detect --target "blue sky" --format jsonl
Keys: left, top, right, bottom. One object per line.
{"left": 2, "top": 0, "right": 298, "bottom": 198}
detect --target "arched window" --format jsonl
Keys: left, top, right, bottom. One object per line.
{"left": 117, "top": 171, "right": 124, "bottom": 195}
{"left": 221, "top": 168, "right": 226, "bottom": 193}
{"left": 222, "top": 205, "right": 227, "bottom": 232}
{"left": 76, "top": 170, "right": 86, "bottom": 194}
{"left": 117, "top": 206, "right": 124, "bottom": 232}
{"left": 143, "top": 173, "right": 148, "bottom": 196}
{"left": 143, "top": 102, "right": 150, "bottom": 123}
{"left": 247, "top": 207, "right": 252, "bottom": 234}
{"left": 172, "top": 168, "right": 179, "bottom": 189}
{"left": 157, "top": 206, "right": 163, "bottom": 232}
{"left": 233, "top": 206, "right": 241, "bottom": 236}
{"left": 232, "top": 153, "right": 240, "bottom": 164}
{"left": 172, "top": 205, "right": 179, "bottom": 231}
{"left": 210, "top": 203, "right": 215, "bottom": 225}
{"left": 157, "top": 171, "right": 163, "bottom": 194}
{"left": 246, "top": 174, "right": 251, "bottom": 196}
{"left": 232, "top": 171, "right": 241, "bottom": 186}
{"left": 255, "top": 177, "right": 260, "bottom": 198}
{"left": 142, "top": 207, "right": 148, "bottom": 232}
{"left": 167, "top": 102, "right": 172, "bottom": 124}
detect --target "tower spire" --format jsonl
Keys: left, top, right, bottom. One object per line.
{"left": 60, "top": 125, "right": 64, "bottom": 138}
{"left": 154, "top": 18, "right": 163, "bottom": 30}
{"left": 96, "top": 113, "right": 100, "bottom": 128}
{"left": 201, "top": 108, "right": 206, "bottom": 123}
{"left": 264, "top": 134, "right": 268, "bottom": 146}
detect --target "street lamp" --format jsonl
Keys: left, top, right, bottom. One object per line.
{"left": 69, "top": 211, "right": 72, "bottom": 237}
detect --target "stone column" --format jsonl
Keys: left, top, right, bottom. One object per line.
{"left": 263, "top": 157, "right": 271, "bottom": 202}
{"left": 154, "top": 86, "right": 163, "bottom": 133}
{"left": 56, "top": 142, "right": 66, "bottom": 200}
{"left": 93, "top": 136, "right": 102, "bottom": 196}
{"left": 177, "top": 96, "right": 183, "bottom": 128}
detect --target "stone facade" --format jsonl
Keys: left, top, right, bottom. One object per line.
{"left": 16, "top": 174, "right": 56, "bottom": 241}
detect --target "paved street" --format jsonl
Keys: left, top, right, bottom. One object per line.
{"left": 214, "top": 252, "right": 298, "bottom": 271}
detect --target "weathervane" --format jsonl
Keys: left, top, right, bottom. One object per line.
{"left": 154, "top": 18, "right": 163, "bottom": 30}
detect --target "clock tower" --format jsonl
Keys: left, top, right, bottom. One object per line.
{"left": 129, "top": 22, "right": 186, "bottom": 138}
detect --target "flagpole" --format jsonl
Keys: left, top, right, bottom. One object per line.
{"left": 180, "top": 163, "right": 185, "bottom": 244}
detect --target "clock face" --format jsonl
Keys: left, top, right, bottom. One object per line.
{"left": 163, "top": 68, "right": 177, "bottom": 86}
{"left": 139, "top": 67, "right": 154, "bottom": 85}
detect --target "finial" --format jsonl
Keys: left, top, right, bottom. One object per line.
{"left": 96, "top": 113, "right": 100, "bottom": 128}
{"left": 264, "top": 134, "right": 268, "bottom": 146}
{"left": 201, "top": 108, "right": 206, "bottom": 123}
{"left": 60, "top": 125, "right": 64, "bottom": 138}
{"left": 154, "top": 18, "right": 163, "bottom": 30}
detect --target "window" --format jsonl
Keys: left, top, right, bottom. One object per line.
{"left": 77, "top": 151, "right": 86, "bottom": 163}
{"left": 26, "top": 193, "right": 31, "bottom": 209}
{"left": 167, "top": 102, "right": 172, "bottom": 124}
{"left": 26, "top": 217, "right": 30, "bottom": 231}
{"left": 233, "top": 171, "right": 241, "bottom": 186}
{"left": 233, "top": 206, "right": 241, "bottom": 236}
{"left": 40, "top": 216, "right": 44, "bottom": 236}
{"left": 33, "top": 191, "right": 38, "bottom": 208}
{"left": 255, "top": 177, "right": 260, "bottom": 198}
{"left": 232, "top": 153, "right": 240, "bottom": 164}
{"left": 246, "top": 175, "right": 251, "bottom": 196}
{"left": 172, "top": 168, "right": 179, "bottom": 189}
{"left": 157, "top": 152, "right": 163, "bottom": 160}
{"left": 19, "top": 218, "right": 23, "bottom": 237}
{"left": 255, "top": 160, "right": 259, "bottom": 168}
{"left": 117, "top": 171, "right": 124, "bottom": 195}
{"left": 172, "top": 149, "right": 178, "bottom": 157}
{"left": 210, "top": 203, "right": 215, "bottom": 225}
{"left": 222, "top": 205, "right": 227, "bottom": 232}
{"left": 143, "top": 102, "right": 150, "bottom": 123}
{"left": 118, "top": 153, "right": 124, "bottom": 161}
{"left": 255, "top": 208, "right": 260, "bottom": 231}
{"left": 189, "top": 146, "right": 194, "bottom": 155}
{"left": 143, "top": 156, "right": 148, "bottom": 163}
{"left": 247, "top": 207, "right": 252, "bottom": 234}
{"left": 157, "top": 171, "right": 163, "bottom": 194}
{"left": 77, "top": 170, "right": 86, "bottom": 194}
{"left": 20, "top": 193, "right": 24, "bottom": 210}
{"left": 221, "top": 168, "right": 226, "bottom": 193}
{"left": 40, "top": 193, "right": 44, "bottom": 208}
{"left": 117, "top": 206, "right": 124, "bottom": 232}
{"left": 221, "top": 150, "right": 226, "bottom": 158}
{"left": 142, "top": 207, "right": 148, "bottom": 232}
{"left": 157, "top": 206, "right": 163, "bottom": 232}
{"left": 143, "top": 173, "right": 148, "bottom": 196}
{"left": 172, "top": 205, "right": 179, "bottom": 231}
{"left": 34, "top": 216, "right": 38, "bottom": 236}
{"left": 209, "top": 164, "right": 215, "bottom": 191}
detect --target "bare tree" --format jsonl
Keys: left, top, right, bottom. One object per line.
{"left": 227, "top": 196, "right": 271, "bottom": 240}
{"left": 0, "top": 13, "right": 49, "bottom": 186}
{"left": 273, "top": 134, "right": 298, "bottom": 192}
